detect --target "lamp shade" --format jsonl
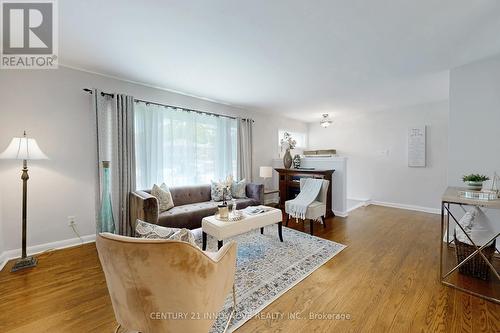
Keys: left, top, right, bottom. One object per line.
{"left": 259, "top": 166, "right": 273, "bottom": 178}
{"left": 0, "top": 137, "right": 48, "bottom": 160}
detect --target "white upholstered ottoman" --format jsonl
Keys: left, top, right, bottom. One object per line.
{"left": 202, "top": 206, "right": 283, "bottom": 250}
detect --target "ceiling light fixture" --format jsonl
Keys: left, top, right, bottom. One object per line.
{"left": 320, "top": 114, "right": 332, "bottom": 128}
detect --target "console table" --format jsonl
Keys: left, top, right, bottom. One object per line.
{"left": 274, "top": 168, "right": 334, "bottom": 218}
{"left": 440, "top": 187, "right": 500, "bottom": 304}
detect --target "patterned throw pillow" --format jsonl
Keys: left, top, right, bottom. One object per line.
{"left": 135, "top": 220, "right": 198, "bottom": 247}
{"left": 136, "top": 219, "right": 178, "bottom": 238}
{"left": 151, "top": 183, "right": 174, "bottom": 212}
{"left": 169, "top": 229, "right": 197, "bottom": 245}
{"left": 211, "top": 180, "right": 232, "bottom": 202}
{"left": 231, "top": 179, "right": 247, "bottom": 198}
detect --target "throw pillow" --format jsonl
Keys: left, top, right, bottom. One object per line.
{"left": 135, "top": 219, "right": 178, "bottom": 238}
{"left": 151, "top": 183, "right": 174, "bottom": 212}
{"left": 169, "top": 228, "right": 197, "bottom": 245}
{"left": 211, "top": 180, "right": 232, "bottom": 202}
{"left": 135, "top": 219, "right": 198, "bottom": 247}
{"left": 231, "top": 179, "right": 247, "bottom": 198}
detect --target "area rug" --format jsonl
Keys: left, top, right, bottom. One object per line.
{"left": 194, "top": 224, "right": 346, "bottom": 333}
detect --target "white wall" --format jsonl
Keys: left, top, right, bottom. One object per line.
{"left": 308, "top": 101, "right": 449, "bottom": 212}
{"left": 448, "top": 54, "right": 500, "bottom": 244}
{"left": 0, "top": 66, "right": 307, "bottom": 253}
{"left": 449, "top": 54, "right": 500, "bottom": 185}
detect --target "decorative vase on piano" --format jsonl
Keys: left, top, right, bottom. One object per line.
{"left": 283, "top": 149, "right": 292, "bottom": 169}
{"left": 280, "top": 132, "right": 296, "bottom": 169}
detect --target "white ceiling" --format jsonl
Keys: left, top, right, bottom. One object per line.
{"left": 60, "top": 0, "right": 500, "bottom": 121}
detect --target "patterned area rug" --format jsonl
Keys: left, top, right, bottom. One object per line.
{"left": 194, "top": 224, "right": 346, "bottom": 333}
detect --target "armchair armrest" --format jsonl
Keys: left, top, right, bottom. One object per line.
{"left": 204, "top": 241, "right": 238, "bottom": 263}
{"left": 129, "top": 191, "right": 159, "bottom": 231}
{"left": 246, "top": 183, "right": 264, "bottom": 205}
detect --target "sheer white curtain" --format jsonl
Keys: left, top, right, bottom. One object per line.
{"left": 135, "top": 103, "right": 237, "bottom": 189}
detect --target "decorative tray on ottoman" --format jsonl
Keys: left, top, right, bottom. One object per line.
{"left": 214, "top": 211, "right": 244, "bottom": 222}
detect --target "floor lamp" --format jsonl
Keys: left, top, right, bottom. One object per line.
{"left": 0, "top": 131, "right": 48, "bottom": 272}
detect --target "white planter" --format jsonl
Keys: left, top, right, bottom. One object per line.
{"left": 465, "top": 181, "right": 483, "bottom": 190}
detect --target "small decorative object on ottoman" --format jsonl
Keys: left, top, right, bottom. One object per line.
{"left": 218, "top": 186, "right": 230, "bottom": 218}
{"left": 218, "top": 204, "right": 229, "bottom": 219}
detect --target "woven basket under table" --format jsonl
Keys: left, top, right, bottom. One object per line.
{"left": 454, "top": 233, "right": 496, "bottom": 281}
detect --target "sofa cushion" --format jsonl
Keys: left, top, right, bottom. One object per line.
{"left": 157, "top": 198, "right": 260, "bottom": 229}
{"left": 158, "top": 201, "right": 219, "bottom": 229}
{"left": 169, "top": 185, "right": 212, "bottom": 206}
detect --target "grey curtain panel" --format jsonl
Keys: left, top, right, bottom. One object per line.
{"left": 237, "top": 118, "right": 253, "bottom": 181}
{"left": 115, "top": 94, "right": 136, "bottom": 236}
{"left": 93, "top": 90, "right": 136, "bottom": 236}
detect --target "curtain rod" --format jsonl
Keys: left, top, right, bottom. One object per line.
{"left": 83, "top": 88, "right": 254, "bottom": 122}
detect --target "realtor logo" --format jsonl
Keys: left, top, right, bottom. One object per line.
{"left": 1, "top": 0, "right": 58, "bottom": 69}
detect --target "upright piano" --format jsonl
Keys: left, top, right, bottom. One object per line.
{"left": 274, "top": 168, "right": 334, "bottom": 218}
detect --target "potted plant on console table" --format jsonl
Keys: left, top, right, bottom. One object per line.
{"left": 462, "top": 173, "right": 490, "bottom": 190}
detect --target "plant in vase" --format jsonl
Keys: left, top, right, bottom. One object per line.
{"left": 218, "top": 175, "right": 233, "bottom": 219}
{"left": 218, "top": 189, "right": 229, "bottom": 219}
{"left": 462, "top": 174, "right": 489, "bottom": 190}
{"left": 280, "top": 132, "right": 296, "bottom": 169}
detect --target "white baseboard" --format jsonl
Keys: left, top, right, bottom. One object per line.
{"left": 348, "top": 197, "right": 372, "bottom": 203}
{"left": 0, "top": 252, "right": 7, "bottom": 272}
{"left": 346, "top": 202, "right": 366, "bottom": 213}
{"left": 0, "top": 234, "right": 96, "bottom": 272}
{"left": 369, "top": 200, "right": 440, "bottom": 215}
{"left": 342, "top": 198, "right": 371, "bottom": 215}
{"left": 333, "top": 210, "right": 348, "bottom": 218}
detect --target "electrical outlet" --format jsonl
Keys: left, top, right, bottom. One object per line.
{"left": 67, "top": 216, "right": 76, "bottom": 226}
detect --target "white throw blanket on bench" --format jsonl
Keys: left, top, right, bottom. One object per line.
{"left": 287, "top": 178, "right": 323, "bottom": 219}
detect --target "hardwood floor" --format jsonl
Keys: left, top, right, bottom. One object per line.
{"left": 0, "top": 205, "right": 498, "bottom": 332}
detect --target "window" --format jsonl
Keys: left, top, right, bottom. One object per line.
{"left": 278, "top": 130, "right": 307, "bottom": 149}
{"left": 134, "top": 103, "right": 237, "bottom": 189}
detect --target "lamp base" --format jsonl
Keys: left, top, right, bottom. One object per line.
{"left": 11, "top": 256, "right": 38, "bottom": 272}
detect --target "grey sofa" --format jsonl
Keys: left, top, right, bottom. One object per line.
{"left": 130, "top": 183, "right": 264, "bottom": 230}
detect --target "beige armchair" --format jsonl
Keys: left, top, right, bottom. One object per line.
{"left": 96, "top": 233, "right": 237, "bottom": 333}
{"left": 285, "top": 179, "right": 330, "bottom": 235}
